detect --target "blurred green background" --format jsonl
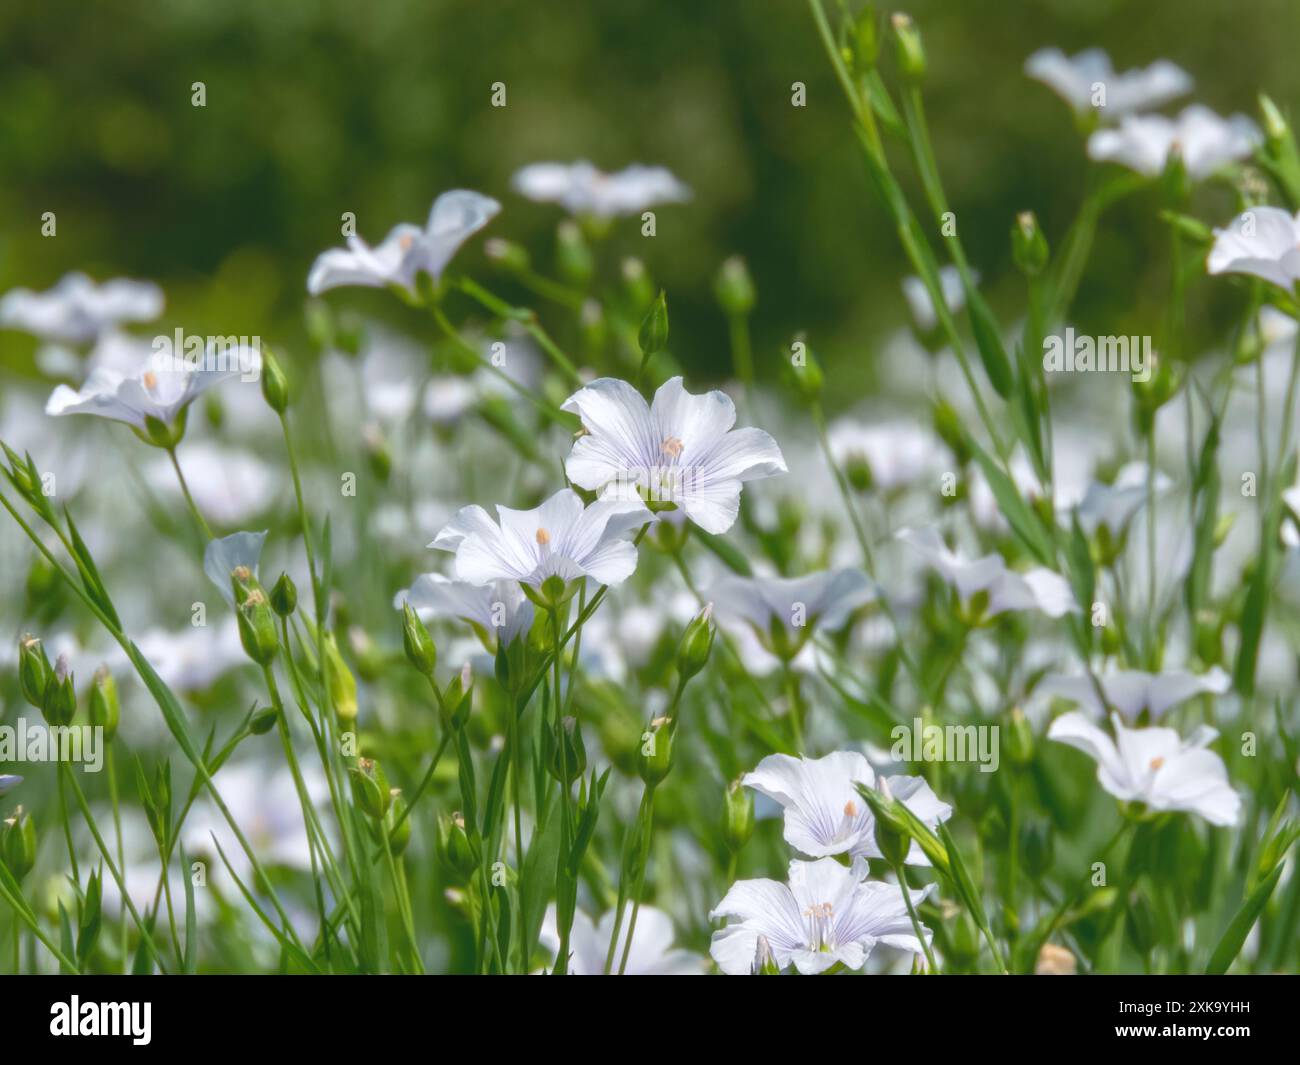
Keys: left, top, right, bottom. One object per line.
{"left": 3, "top": 0, "right": 1299, "bottom": 392}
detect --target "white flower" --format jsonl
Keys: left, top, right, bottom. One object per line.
{"left": 743, "top": 751, "right": 951, "bottom": 865}
{"left": 827, "top": 420, "right": 938, "bottom": 490}
{"left": 1037, "top": 666, "right": 1230, "bottom": 723}
{"left": 1047, "top": 712, "right": 1241, "bottom": 825}
{"left": 1207, "top": 206, "right": 1300, "bottom": 292}
{"left": 204, "top": 530, "right": 268, "bottom": 606}
{"left": 709, "top": 858, "right": 932, "bottom": 975}
{"left": 561, "top": 376, "right": 786, "bottom": 535}
{"left": 902, "top": 265, "right": 967, "bottom": 333}
{"left": 1024, "top": 48, "right": 1191, "bottom": 119}
{"left": 395, "top": 573, "right": 533, "bottom": 646}
{"left": 307, "top": 190, "right": 500, "bottom": 296}
{"left": 147, "top": 445, "right": 276, "bottom": 526}
{"left": 539, "top": 904, "right": 705, "bottom": 975}
{"left": 45, "top": 343, "right": 258, "bottom": 434}
{"left": 897, "top": 526, "right": 1076, "bottom": 618}
{"left": 0, "top": 272, "right": 162, "bottom": 344}
{"left": 1087, "top": 106, "right": 1259, "bottom": 180}
{"left": 430, "top": 488, "right": 653, "bottom": 589}
{"left": 131, "top": 618, "right": 250, "bottom": 693}
{"left": 1075, "top": 461, "right": 1171, "bottom": 538}
{"left": 707, "top": 569, "right": 873, "bottom": 654}
{"left": 512, "top": 161, "right": 690, "bottom": 218}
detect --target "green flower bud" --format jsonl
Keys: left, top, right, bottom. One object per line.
{"left": 852, "top": 7, "right": 880, "bottom": 74}
{"left": 1011, "top": 211, "right": 1049, "bottom": 278}
{"left": 872, "top": 777, "right": 912, "bottom": 867}
{"left": 638, "top": 291, "right": 670, "bottom": 358}
{"left": 323, "top": 632, "right": 358, "bottom": 724}
{"left": 18, "top": 635, "right": 52, "bottom": 712}
{"left": 1005, "top": 707, "right": 1034, "bottom": 767}
{"left": 638, "top": 716, "right": 674, "bottom": 786}
{"left": 723, "top": 778, "right": 755, "bottom": 852}
{"left": 714, "top": 256, "right": 756, "bottom": 317}
{"left": 621, "top": 257, "right": 655, "bottom": 313}
{"left": 442, "top": 662, "right": 474, "bottom": 731}
{"left": 259, "top": 347, "right": 290, "bottom": 414}
{"left": 437, "top": 811, "right": 478, "bottom": 880}
{"left": 384, "top": 791, "right": 412, "bottom": 856}
{"left": 236, "top": 588, "right": 280, "bottom": 666}
{"left": 88, "top": 665, "right": 120, "bottom": 742}
{"left": 402, "top": 602, "right": 437, "bottom": 676}
{"left": 135, "top": 406, "right": 189, "bottom": 449}
{"left": 891, "top": 13, "right": 926, "bottom": 82}
{"left": 350, "top": 758, "right": 391, "bottom": 820}
{"left": 484, "top": 237, "right": 531, "bottom": 273}
{"left": 546, "top": 716, "right": 588, "bottom": 785}
{"left": 677, "top": 603, "right": 716, "bottom": 682}
{"left": 784, "top": 336, "right": 824, "bottom": 404}
{"left": 1, "top": 806, "right": 37, "bottom": 882}
{"left": 43, "top": 654, "right": 77, "bottom": 727}
{"left": 363, "top": 424, "right": 392, "bottom": 484}
{"left": 933, "top": 399, "right": 971, "bottom": 466}
{"left": 249, "top": 704, "right": 280, "bottom": 735}
{"left": 557, "top": 221, "right": 594, "bottom": 287}
{"left": 270, "top": 573, "right": 297, "bottom": 617}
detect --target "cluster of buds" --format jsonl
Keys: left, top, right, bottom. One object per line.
{"left": 230, "top": 566, "right": 279, "bottom": 667}
{"left": 18, "top": 635, "right": 77, "bottom": 727}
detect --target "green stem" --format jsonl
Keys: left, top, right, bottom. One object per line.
{"left": 167, "top": 446, "right": 213, "bottom": 540}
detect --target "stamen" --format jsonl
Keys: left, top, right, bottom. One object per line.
{"left": 662, "top": 436, "right": 684, "bottom": 458}
{"left": 142, "top": 371, "right": 158, "bottom": 389}
{"left": 843, "top": 800, "right": 858, "bottom": 817}
{"left": 1149, "top": 756, "right": 1165, "bottom": 771}
{"left": 803, "top": 902, "right": 835, "bottom": 951}
{"left": 536, "top": 528, "right": 550, "bottom": 546}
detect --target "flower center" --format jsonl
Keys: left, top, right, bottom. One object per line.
{"left": 1149, "top": 756, "right": 1165, "bottom": 771}
{"left": 399, "top": 234, "right": 414, "bottom": 251}
{"left": 804, "top": 902, "right": 835, "bottom": 952}
{"left": 843, "top": 800, "right": 858, "bottom": 817}
{"left": 661, "top": 436, "right": 684, "bottom": 458}
{"left": 142, "top": 371, "right": 158, "bottom": 390}
{"left": 535, "top": 528, "right": 551, "bottom": 546}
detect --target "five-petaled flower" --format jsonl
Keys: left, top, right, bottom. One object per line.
{"left": 307, "top": 190, "right": 500, "bottom": 296}
{"left": 1048, "top": 712, "right": 1241, "bottom": 825}
{"left": 430, "top": 488, "right": 653, "bottom": 591}
{"left": 709, "top": 858, "right": 932, "bottom": 975}
{"left": 561, "top": 376, "right": 786, "bottom": 535}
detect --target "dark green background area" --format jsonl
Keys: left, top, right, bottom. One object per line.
{"left": 2, "top": 0, "right": 1297, "bottom": 395}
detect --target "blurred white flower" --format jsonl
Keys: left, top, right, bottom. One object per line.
{"left": 131, "top": 617, "right": 249, "bottom": 692}
{"left": 539, "top": 904, "right": 705, "bottom": 974}
{"left": 307, "top": 190, "right": 500, "bottom": 295}
{"left": 431, "top": 488, "right": 653, "bottom": 589}
{"left": 709, "top": 858, "right": 932, "bottom": 975}
{"left": 1087, "top": 105, "right": 1258, "bottom": 180}
{"left": 1075, "top": 461, "right": 1171, "bottom": 538}
{"left": 0, "top": 775, "right": 22, "bottom": 796}
{"left": 898, "top": 525, "right": 1076, "bottom": 618}
{"left": 562, "top": 376, "right": 787, "bottom": 535}
{"left": 901, "top": 264, "right": 966, "bottom": 333}
{"left": 0, "top": 272, "right": 162, "bottom": 344}
{"left": 828, "top": 419, "right": 939, "bottom": 491}
{"left": 1207, "top": 206, "right": 1300, "bottom": 292}
{"left": 147, "top": 445, "right": 276, "bottom": 526}
{"left": 512, "top": 161, "right": 690, "bottom": 218}
{"left": 707, "top": 569, "right": 873, "bottom": 654}
{"left": 45, "top": 343, "right": 258, "bottom": 434}
{"left": 1048, "top": 712, "right": 1241, "bottom": 825}
{"left": 1037, "top": 666, "right": 1230, "bottom": 722}
{"left": 1025, "top": 48, "right": 1191, "bottom": 119}
{"left": 422, "top": 374, "right": 479, "bottom": 426}
{"left": 743, "top": 751, "right": 951, "bottom": 865}
{"left": 395, "top": 573, "right": 533, "bottom": 646}
{"left": 203, "top": 530, "right": 268, "bottom": 606}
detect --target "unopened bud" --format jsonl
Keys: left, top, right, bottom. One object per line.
{"left": 402, "top": 602, "right": 437, "bottom": 676}
{"left": 714, "top": 256, "right": 756, "bottom": 317}
{"left": 638, "top": 291, "right": 670, "bottom": 358}
{"left": 891, "top": 13, "right": 926, "bottom": 82}
{"left": 677, "top": 603, "right": 716, "bottom": 682}
{"left": 88, "top": 665, "right": 120, "bottom": 742}
{"left": 236, "top": 588, "right": 280, "bottom": 666}
{"left": 270, "top": 573, "right": 298, "bottom": 617}
{"left": 638, "top": 716, "right": 674, "bottom": 785}
{"left": 260, "top": 347, "right": 290, "bottom": 413}
{"left": 323, "top": 632, "right": 358, "bottom": 723}
{"left": 723, "top": 778, "right": 755, "bottom": 852}
{"left": 349, "top": 757, "right": 391, "bottom": 820}
{"left": 1, "top": 806, "right": 37, "bottom": 882}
